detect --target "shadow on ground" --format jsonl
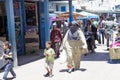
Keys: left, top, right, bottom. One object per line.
{"left": 81, "top": 51, "right": 109, "bottom": 61}
{"left": 0, "top": 51, "right": 44, "bottom": 76}
{"left": 59, "top": 68, "right": 87, "bottom": 73}
{"left": 18, "top": 49, "right": 44, "bottom": 66}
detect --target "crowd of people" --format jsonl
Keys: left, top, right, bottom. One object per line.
{"left": 50, "top": 16, "right": 120, "bottom": 56}
{"left": 47, "top": 16, "right": 120, "bottom": 77}
{"left": 1, "top": 16, "right": 120, "bottom": 79}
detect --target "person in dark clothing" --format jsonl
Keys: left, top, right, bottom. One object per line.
{"left": 84, "top": 20, "right": 97, "bottom": 53}
{"left": 98, "top": 16, "right": 105, "bottom": 45}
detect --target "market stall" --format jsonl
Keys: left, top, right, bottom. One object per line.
{"left": 109, "top": 30, "right": 120, "bottom": 63}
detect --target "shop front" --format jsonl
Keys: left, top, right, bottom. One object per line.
{"left": 0, "top": 0, "right": 49, "bottom": 67}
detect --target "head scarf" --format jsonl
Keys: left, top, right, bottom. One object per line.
{"left": 70, "top": 21, "right": 79, "bottom": 34}
{"left": 68, "top": 21, "right": 80, "bottom": 40}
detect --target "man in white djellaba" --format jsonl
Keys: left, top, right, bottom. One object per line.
{"left": 60, "top": 21, "right": 88, "bottom": 73}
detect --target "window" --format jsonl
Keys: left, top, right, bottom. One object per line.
{"left": 61, "top": 6, "right": 66, "bottom": 12}
{"left": 56, "top": 5, "right": 59, "bottom": 11}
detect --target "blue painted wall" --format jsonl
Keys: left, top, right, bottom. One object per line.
{"left": 5, "top": 0, "right": 18, "bottom": 66}
{"left": 19, "top": 0, "right": 26, "bottom": 55}
{"left": 38, "top": 0, "right": 50, "bottom": 48}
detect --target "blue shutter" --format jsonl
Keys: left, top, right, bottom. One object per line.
{"left": 61, "top": 6, "right": 66, "bottom": 12}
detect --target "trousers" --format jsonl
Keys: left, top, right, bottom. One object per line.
{"left": 3, "top": 62, "right": 16, "bottom": 79}
{"left": 66, "top": 40, "right": 83, "bottom": 69}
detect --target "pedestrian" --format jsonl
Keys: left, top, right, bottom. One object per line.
{"left": 98, "top": 16, "right": 105, "bottom": 45}
{"left": 60, "top": 21, "right": 88, "bottom": 73}
{"left": 84, "top": 20, "right": 96, "bottom": 52}
{"left": 105, "top": 20, "right": 117, "bottom": 50}
{"left": 91, "top": 18, "right": 98, "bottom": 48}
{"left": 0, "top": 41, "right": 16, "bottom": 80}
{"left": 50, "top": 22, "right": 63, "bottom": 58}
{"left": 61, "top": 20, "right": 69, "bottom": 37}
{"left": 44, "top": 41, "right": 55, "bottom": 77}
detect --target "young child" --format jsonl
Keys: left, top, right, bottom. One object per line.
{"left": 0, "top": 41, "right": 16, "bottom": 80}
{"left": 44, "top": 41, "right": 55, "bottom": 77}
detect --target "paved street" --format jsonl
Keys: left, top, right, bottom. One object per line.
{"left": 0, "top": 45, "right": 120, "bottom": 80}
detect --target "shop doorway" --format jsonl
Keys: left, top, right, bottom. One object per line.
{"left": 0, "top": 2, "right": 8, "bottom": 41}
{"left": 14, "top": 1, "right": 40, "bottom": 55}
{"left": 24, "top": 1, "right": 40, "bottom": 55}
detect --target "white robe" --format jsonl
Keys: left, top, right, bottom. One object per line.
{"left": 60, "top": 28, "right": 88, "bottom": 69}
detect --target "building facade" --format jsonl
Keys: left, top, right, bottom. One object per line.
{"left": 49, "top": 0, "right": 80, "bottom": 12}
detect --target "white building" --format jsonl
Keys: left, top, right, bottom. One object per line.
{"left": 79, "top": 0, "right": 120, "bottom": 12}
{"left": 49, "top": 0, "right": 81, "bottom": 13}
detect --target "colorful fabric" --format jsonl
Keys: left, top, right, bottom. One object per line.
{"left": 110, "top": 41, "right": 120, "bottom": 48}
{"left": 50, "top": 29, "right": 62, "bottom": 43}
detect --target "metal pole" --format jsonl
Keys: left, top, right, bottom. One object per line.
{"left": 5, "top": 0, "right": 18, "bottom": 67}
{"left": 69, "top": 0, "right": 73, "bottom": 23}
{"left": 44, "top": 0, "right": 50, "bottom": 41}
{"left": 38, "top": 1, "right": 45, "bottom": 48}
{"left": 19, "top": 0, "right": 26, "bottom": 55}
{"left": 38, "top": 0, "right": 49, "bottom": 48}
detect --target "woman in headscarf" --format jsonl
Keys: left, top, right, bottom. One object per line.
{"left": 60, "top": 21, "right": 88, "bottom": 73}
{"left": 50, "top": 22, "right": 63, "bottom": 58}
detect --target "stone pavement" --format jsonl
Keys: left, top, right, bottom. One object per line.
{"left": 0, "top": 45, "right": 120, "bottom": 80}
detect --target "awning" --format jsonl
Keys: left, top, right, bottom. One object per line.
{"left": 57, "top": 12, "right": 85, "bottom": 20}
{"left": 79, "top": 11, "right": 99, "bottom": 19}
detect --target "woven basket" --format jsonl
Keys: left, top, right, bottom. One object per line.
{"left": 109, "top": 48, "right": 120, "bottom": 59}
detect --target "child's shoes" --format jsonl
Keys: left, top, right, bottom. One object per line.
{"left": 44, "top": 73, "right": 49, "bottom": 77}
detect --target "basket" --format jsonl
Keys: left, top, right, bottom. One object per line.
{"left": 109, "top": 48, "right": 120, "bottom": 59}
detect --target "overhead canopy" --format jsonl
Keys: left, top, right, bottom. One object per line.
{"left": 57, "top": 12, "right": 85, "bottom": 20}
{"left": 79, "top": 11, "right": 99, "bottom": 19}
